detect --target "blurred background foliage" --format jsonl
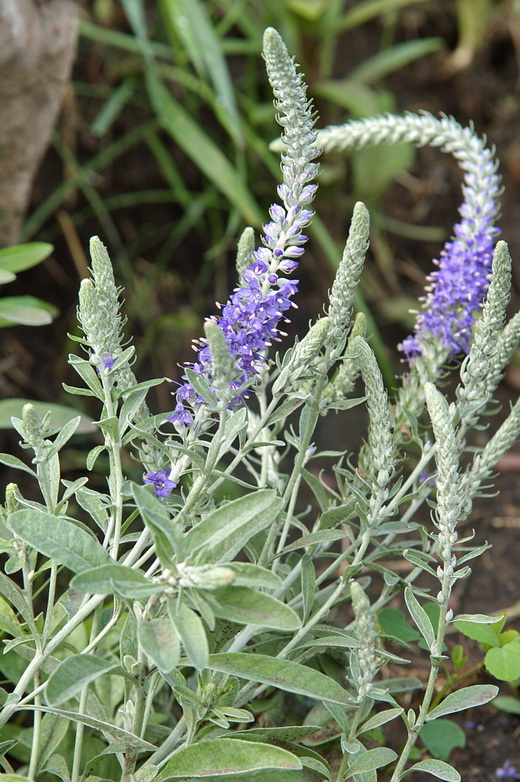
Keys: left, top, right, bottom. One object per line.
{"left": 2, "top": 0, "right": 519, "bottom": 420}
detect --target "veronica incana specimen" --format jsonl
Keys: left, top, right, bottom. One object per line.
{"left": 167, "top": 27, "right": 319, "bottom": 428}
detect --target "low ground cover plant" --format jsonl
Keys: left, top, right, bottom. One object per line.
{"left": 1, "top": 26, "right": 519, "bottom": 782}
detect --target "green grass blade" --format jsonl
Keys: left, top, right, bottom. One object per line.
{"left": 159, "top": 0, "right": 242, "bottom": 144}
{"left": 146, "top": 73, "right": 262, "bottom": 226}
{"left": 349, "top": 38, "right": 445, "bottom": 84}
{"left": 339, "top": 0, "right": 430, "bottom": 31}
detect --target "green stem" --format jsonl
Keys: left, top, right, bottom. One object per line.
{"left": 390, "top": 565, "right": 454, "bottom": 780}
{"left": 172, "top": 406, "right": 229, "bottom": 528}
{"left": 42, "top": 562, "right": 58, "bottom": 644}
{"left": 27, "top": 673, "right": 41, "bottom": 781}
{"left": 98, "top": 371, "right": 125, "bottom": 558}
{"left": 71, "top": 606, "right": 103, "bottom": 782}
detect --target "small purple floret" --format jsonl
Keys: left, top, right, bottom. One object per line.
{"left": 144, "top": 469, "right": 176, "bottom": 498}
{"left": 496, "top": 761, "right": 518, "bottom": 780}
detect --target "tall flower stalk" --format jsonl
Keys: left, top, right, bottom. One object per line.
{"left": 167, "top": 28, "right": 319, "bottom": 431}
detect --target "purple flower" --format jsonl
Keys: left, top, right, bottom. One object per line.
{"left": 168, "top": 30, "right": 320, "bottom": 428}
{"left": 401, "top": 215, "right": 498, "bottom": 361}
{"left": 144, "top": 469, "right": 176, "bottom": 498}
{"left": 496, "top": 761, "right": 518, "bottom": 780}
{"left": 399, "top": 121, "right": 501, "bottom": 364}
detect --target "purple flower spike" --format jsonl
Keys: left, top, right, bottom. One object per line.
{"left": 314, "top": 113, "right": 501, "bottom": 365}
{"left": 144, "top": 469, "right": 177, "bottom": 498}
{"left": 167, "top": 27, "right": 320, "bottom": 428}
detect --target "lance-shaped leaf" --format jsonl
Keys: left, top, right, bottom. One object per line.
{"left": 167, "top": 601, "right": 209, "bottom": 670}
{"left": 207, "top": 586, "right": 300, "bottom": 630}
{"left": 8, "top": 510, "right": 111, "bottom": 574}
{"left": 404, "top": 587, "right": 435, "bottom": 650}
{"left": 71, "top": 564, "right": 164, "bottom": 599}
{"left": 207, "top": 653, "right": 354, "bottom": 705}
{"left": 156, "top": 738, "right": 301, "bottom": 780}
{"left": 345, "top": 747, "right": 398, "bottom": 776}
{"left": 46, "top": 653, "right": 133, "bottom": 706}
{"left": 185, "top": 490, "right": 283, "bottom": 563}
{"left": 20, "top": 705, "right": 155, "bottom": 751}
{"left": 404, "top": 759, "right": 461, "bottom": 781}
{"left": 427, "top": 684, "right": 498, "bottom": 720}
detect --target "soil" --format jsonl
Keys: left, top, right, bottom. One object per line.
{"left": 1, "top": 3, "right": 520, "bottom": 779}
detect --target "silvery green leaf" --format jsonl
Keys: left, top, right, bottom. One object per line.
{"left": 44, "top": 416, "right": 81, "bottom": 459}
{"left": 75, "top": 487, "right": 109, "bottom": 531}
{"left": 456, "top": 541, "right": 491, "bottom": 565}
{"left": 86, "top": 444, "right": 106, "bottom": 472}
{"left": 7, "top": 510, "right": 111, "bottom": 574}
{"left": 156, "top": 738, "right": 301, "bottom": 780}
{"left": 118, "top": 388, "right": 150, "bottom": 435}
{"left": 61, "top": 383, "right": 96, "bottom": 398}
{"left": 404, "top": 759, "right": 461, "bottom": 781}
{"left": 302, "top": 468, "right": 329, "bottom": 511}
{"left": 0, "top": 595, "right": 23, "bottom": 637}
{"left": 187, "top": 590, "right": 216, "bottom": 632}
{"left": 39, "top": 754, "right": 70, "bottom": 782}
{"left": 375, "top": 521, "right": 418, "bottom": 535}
{"left": 184, "top": 489, "right": 283, "bottom": 563}
{"left": 60, "top": 477, "right": 89, "bottom": 504}
{"left": 36, "top": 713, "right": 69, "bottom": 772}
{"left": 38, "top": 450, "right": 60, "bottom": 511}
{"left": 0, "top": 453, "right": 37, "bottom": 477}
{"left": 357, "top": 707, "right": 403, "bottom": 735}
{"left": 185, "top": 368, "right": 217, "bottom": 406}
{"left": 403, "top": 550, "right": 439, "bottom": 578}
{"left": 70, "top": 564, "right": 163, "bottom": 599}
{"left": 167, "top": 600, "right": 209, "bottom": 670}
{"left": 223, "top": 563, "right": 283, "bottom": 590}
{"left": 453, "top": 613, "right": 503, "bottom": 624}
{"left": 220, "top": 407, "right": 247, "bottom": 448}
{"left": 345, "top": 747, "right": 397, "bottom": 775}
{"left": 207, "top": 586, "right": 299, "bottom": 630}
{"left": 296, "top": 634, "right": 358, "bottom": 651}
{"left": 68, "top": 355, "right": 104, "bottom": 399}
{"left": 94, "top": 415, "right": 119, "bottom": 441}
{"left": 46, "top": 653, "right": 132, "bottom": 706}
{"left": 22, "top": 704, "right": 156, "bottom": 751}
{"left": 301, "top": 554, "right": 316, "bottom": 623}
{"left": 120, "top": 613, "right": 138, "bottom": 663}
{"left": 318, "top": 502, "right": 356, "bottom": 530}
{"left": 207, "top": 653, "right": 354, "bottom": 705}
{"left": 138, "top": 618, "right": 180, "bottom": 673}
{"left": 404, "top": 587, "right": 436, "bottom": 650}
{"left": 278, "top": 529, "right": 345, "bottom": 555}
{"left": 232, "top": 726, "right": 321, "bottom": 742}
{"left": 268, "top": 397, "right": 305, "bottom": 425}
{"left": 427, "top": 684, "right": 498, "bottom": 720}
